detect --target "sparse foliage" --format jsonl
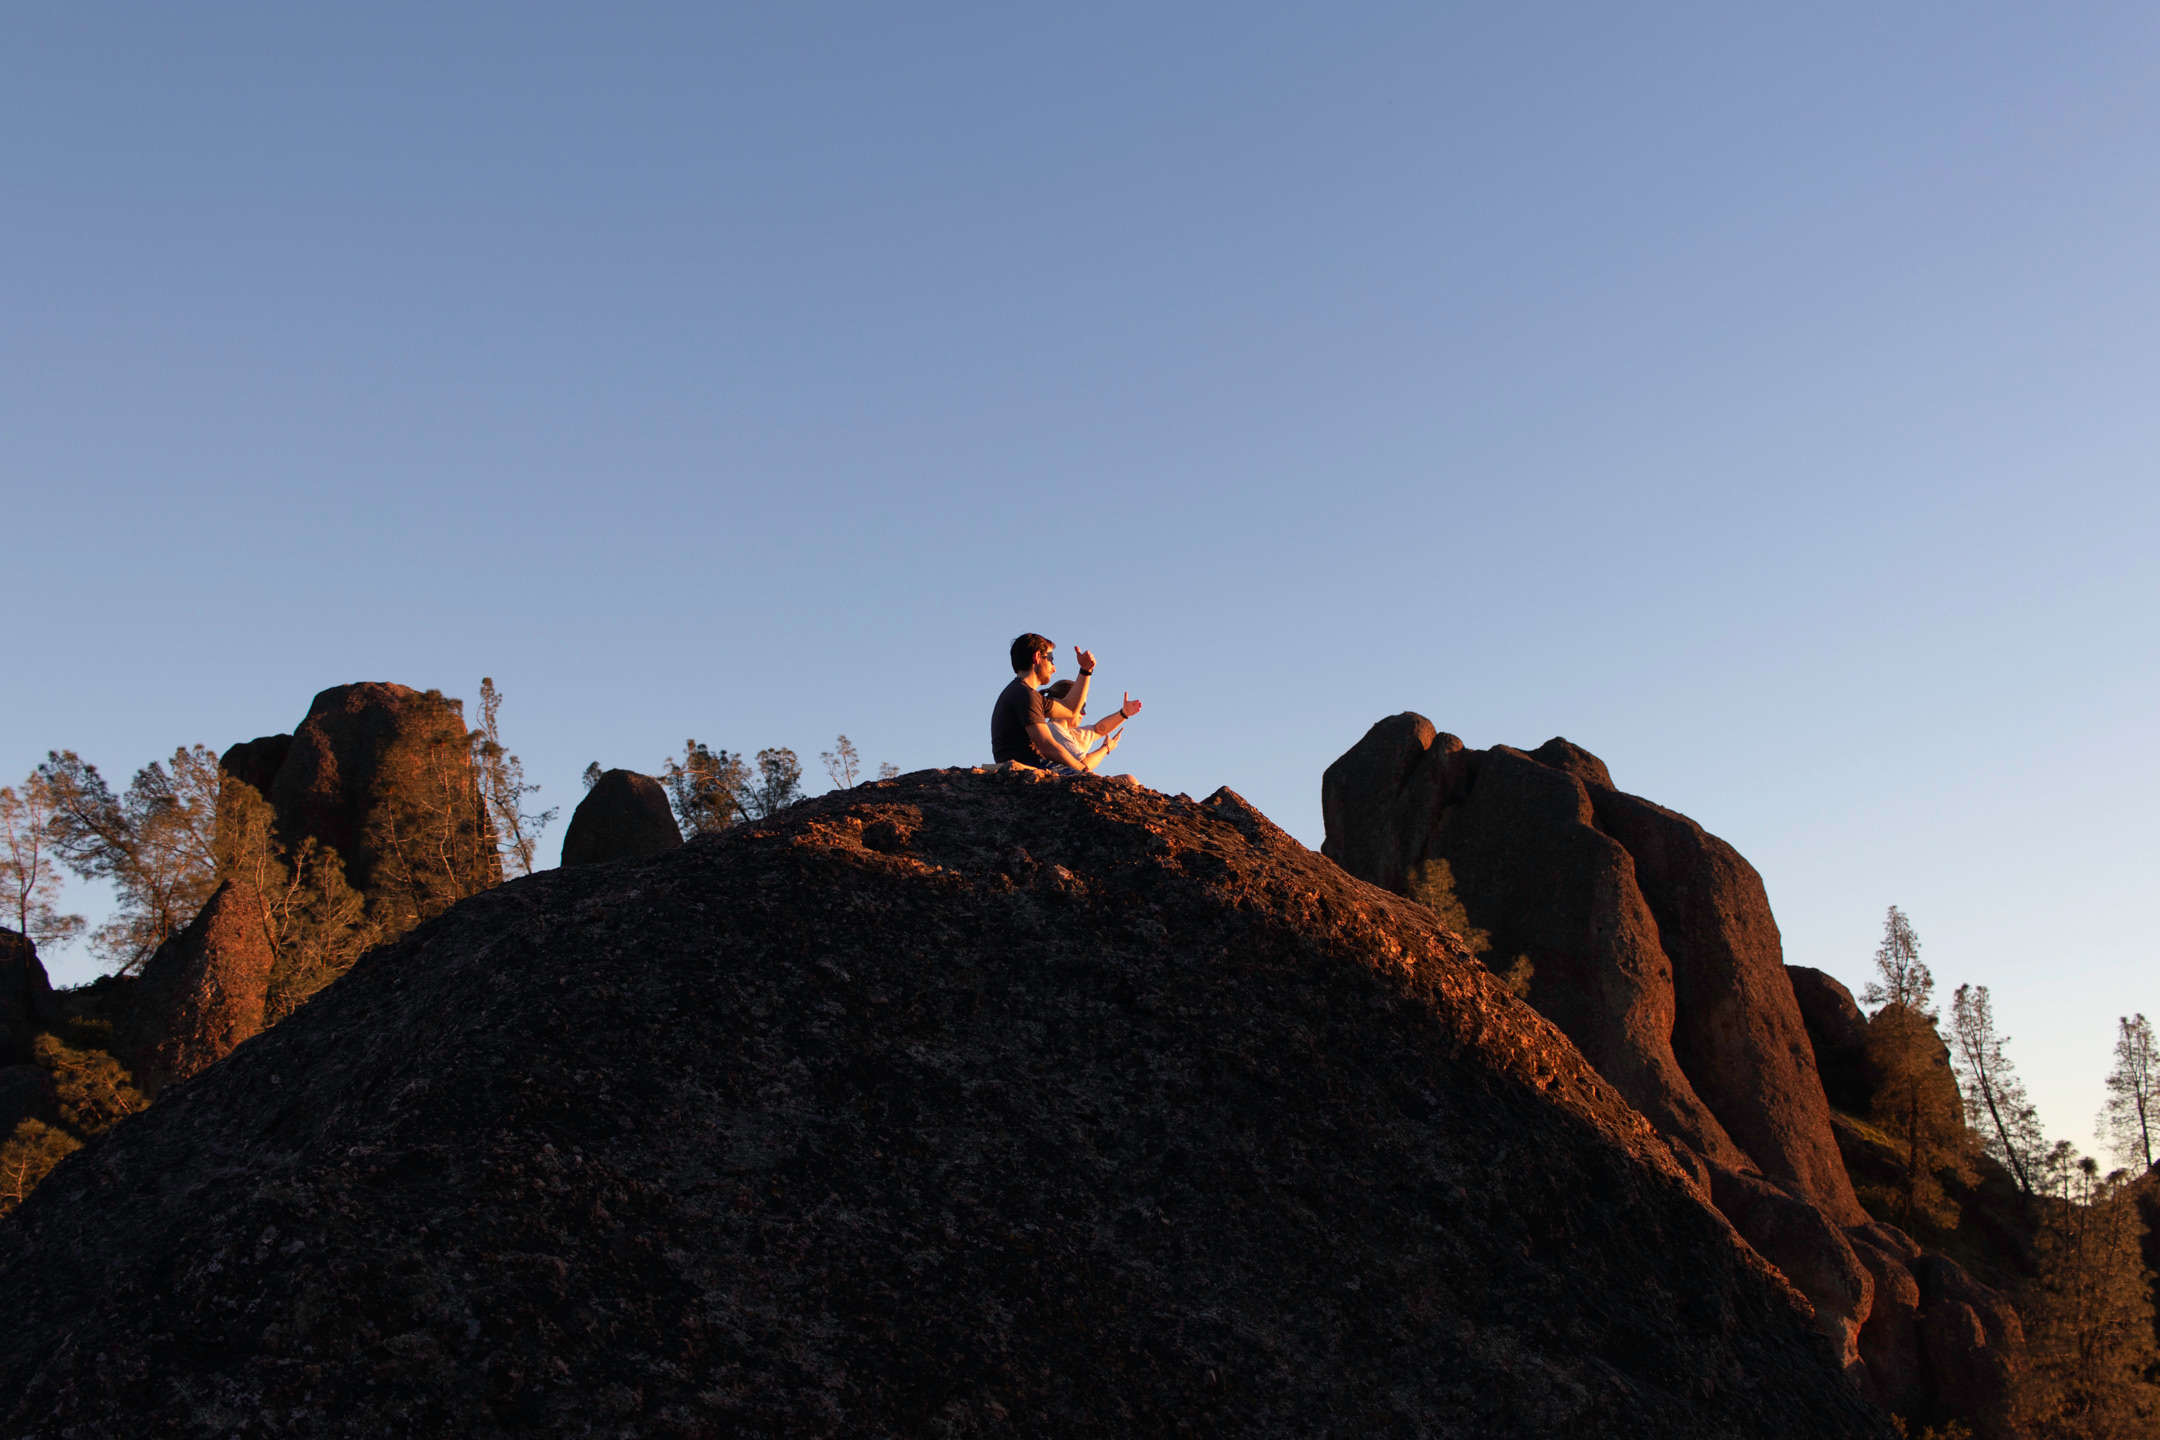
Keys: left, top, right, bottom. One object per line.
{"left": 1860, "top": 907, "right": 1975, "bottom": 1228}
{"left": 2013, "top": 1157, "right": 2160, "bottom": 1439}
{"left": 215, "top": 777, "right": 380, "bottom": 1024}
{"left": 35, "top": 1030, "right": 145, "bottom": 1136}
{"left": 359, "top": 691, "right": 502, "bottom": 933}
{"left": 821, "top": 736, "right": 861, "bottom": 791}
{"left": 0, "top": 1119, "right": 80, "bottom": 1218}
{"left": 661, "top": 740, "right": 749, "bottom": 836}
{"left": 0, "top": 772, "right": 84, "bottom": 951}
{"left": 747, "top": 748, "right": 804, "bottom": 820}
{"left": 37, "top": 746, "right": 222, "bottom": 974}
{"left": 1406, "top": 858, "right": 1491, "bottom": 957}
{"left": 582, "top": 762, "right": 603, "bottom": 792}
{"left": 2101, "top": 1015, "right": 2158, "bottom": 1174}
{"left": 1950, "top": 983, "right": 2045, "bottom": 1196}
{"left": 878, "top": 762, "right": 900, "bottom": 780}
{"left": 468, "top": 678, "right": 556, "bottom": 878}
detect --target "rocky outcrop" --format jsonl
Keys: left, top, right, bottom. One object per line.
{"left": 264, "top": 682, "right": 500, "bottom": 898}
{"left": 558, "top": 769, "right": 681, "bottom": 867}
{"left": 119, "top": 881, "right": 274, "bottom": 1093}
{"left": 1321, "top": 717, "right": 2023, "bottom": 1429}
{"left": 0, "top": 927, "right": 56, "bottom": 1067}
{"left": 218, "top": 733, "right": 293, "bottom": 804}
{"left": 1789, "top": 966, "right": 1872, "bottom": 1113}
{"left": 0, "top": 770, "right": 1892, "bottom": 1438}
{"left": 1322, "top": 717, "right": 1859, "bottom": 1223}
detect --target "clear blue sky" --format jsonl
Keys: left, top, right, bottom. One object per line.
{"left": 5, "top": 5, "right": 2155, "bottom": 1158}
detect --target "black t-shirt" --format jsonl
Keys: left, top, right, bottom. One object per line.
{"left": 991, "top": 675, "right": 1052, "bottom": 765}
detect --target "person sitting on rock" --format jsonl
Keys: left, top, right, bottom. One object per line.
{"left": 993, "top": 633, "right": 1137, "bottom": 775}
{"left": 1041, "top": 677, "right": 1141, "bottom": 781}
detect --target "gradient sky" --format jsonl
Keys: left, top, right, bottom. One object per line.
{"left": 5, "top": 5, "right": 2155, "bottom": 1159}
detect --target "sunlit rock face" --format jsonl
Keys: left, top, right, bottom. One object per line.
{"left": 0, "top": 769, "right": 1887, "bottom": 1439}
{"left": 120, "top": 879, "right": 275, "bottom": 1093}
{"left": 258, "top": 681, "right": 502, "bottom": 898}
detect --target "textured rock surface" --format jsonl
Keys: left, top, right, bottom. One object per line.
{"left": 1321, "top": 717, "right": 1859, "bottom": 1224}
{"left": 559, "top": 769, "right": 683, "bottom": 867}
{"left": 268, "top": 681, "right": 500, "bottom": 896}
{"left": 120, "top": 881, "right": 275, "bottom": 1094}
{"left": 219, "top": 733, "right": 294, "bottom": 804}
{"left": 1321, "top": 716, "right": 2029, "bottom": 1434}
{"left": 0, "top": 770, "right": 1890, "bottom": 1439}
{"left": 1, "top": 926, "right": 57, "bottom": 1067}
{"left": 1788, "top": 966, "right": 1872, "bottom": 1115}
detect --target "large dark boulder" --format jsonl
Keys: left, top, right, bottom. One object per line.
{"left": 0, "top": 927, "right": 56, "bottom": 1068}
{"left": 558, "top": 769, "right": 682, "bottom": 867}
{"left": 0, "top": 770, "right": 1891, "bottom": 1438}
{"left": 119, "top": 881, "right": 275, "bottom": 1094}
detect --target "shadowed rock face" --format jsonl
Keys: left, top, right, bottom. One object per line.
{"left": 120, "top": 881, "right": 275, "bottom": 1093}
{"left": 1789, "top": 967, "right": 1872, "bottom": 1114}
{"left": 0, "top": 929, "right": 59, "bottom": 1139}
{"left": 218, "top": 733, "right": 293, "bottom": 805}
{"left": 1321, "top": 718, "right": 2030, "bottom": 1427}
{"left": 1, "top": 927, "right": 56, "bottom": 1068}
{"left": 559, "top": 769, "right": 682, "bottom": 867}
{"left": 1322, "top": 717, "right": 1860, "bottom": 1226}
{"left": 0, "top": 771, "right": 1890, "bottom": 1439}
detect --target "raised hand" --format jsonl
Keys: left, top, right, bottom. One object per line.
{"left": 1074, "top": 646, "right": 1098, "bottom": 674}
{"left": 1120, "top": 693, "right": 1142, "bottom": 719}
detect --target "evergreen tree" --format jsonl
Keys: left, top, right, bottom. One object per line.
{"left": 0, "top": 1120, "right": 79, "bottom": 1218}
{"left": 661, "top": 740, "right": 749, "bottom": 836}
{"left": 1950, "top": 982, "right": 2046, "bottom": 1196}
{"left": 468, "top": 678, "right": 556, "bottom": 878}
{"left": 747, "top": 748, "right": 805, "bottom": 819}
{"left": 1860, "top": 906, "right": 1975, "bottom": 1228}
{"left": 2014, "top": 1157, "right": 2160, "bottom": 1439}
{"left": 2101, "top": 1015, "right": 2159, "bottom": 1174}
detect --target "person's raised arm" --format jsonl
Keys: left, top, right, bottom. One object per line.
{"left": 1054, "top": 646, "right": 1097, "bottom": 720}
{"left": 1089, "top": 692, "right": 1142, "bottom": 738}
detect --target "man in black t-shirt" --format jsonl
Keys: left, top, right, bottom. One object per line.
{"left": 991, "top": 633, "right": 1095, "bottom": 769}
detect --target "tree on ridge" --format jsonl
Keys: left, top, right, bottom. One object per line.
{"left": 1950, "top": 982, "right": 2045, "bottom": 1197}
{"left": 469, "top": 677, "right": 556, "bottom": 879}
{"left": 2101, "top": 1015, "right": 2158, "bottom": 1174}
{"left": 2012, "top": 1154, "right": 2160, "bottom": 1439}
{"left": 821, "top": 736, "right": 860, "bottom": 791}
{"left": 0, "top": 771, "right": 84, "bottom": 951}
{"left": 1860, "top": 906, "right": 1975, "bottom": 1228}
{"left": 37, "top": 746, "right": 221, "bottom": 974}
{"left": 747, "top": 748, "right": 804, "bottom": 819}
{"left": 661, "top": 740, "right": 749, "bottom": 837}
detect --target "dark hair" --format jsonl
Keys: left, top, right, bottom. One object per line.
{"left": 1042, "top": 678, "right": 1075, "bottom": 703}
{"left": 1010, "top": 633, "right": 1053, "bottom": 674}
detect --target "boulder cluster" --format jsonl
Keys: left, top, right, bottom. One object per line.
{"left": 0, "top": 768, "right": 1888, "bottom": 1438}
{"left": 1322, "top": 715, "right": 2023, "bottom": 1430}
